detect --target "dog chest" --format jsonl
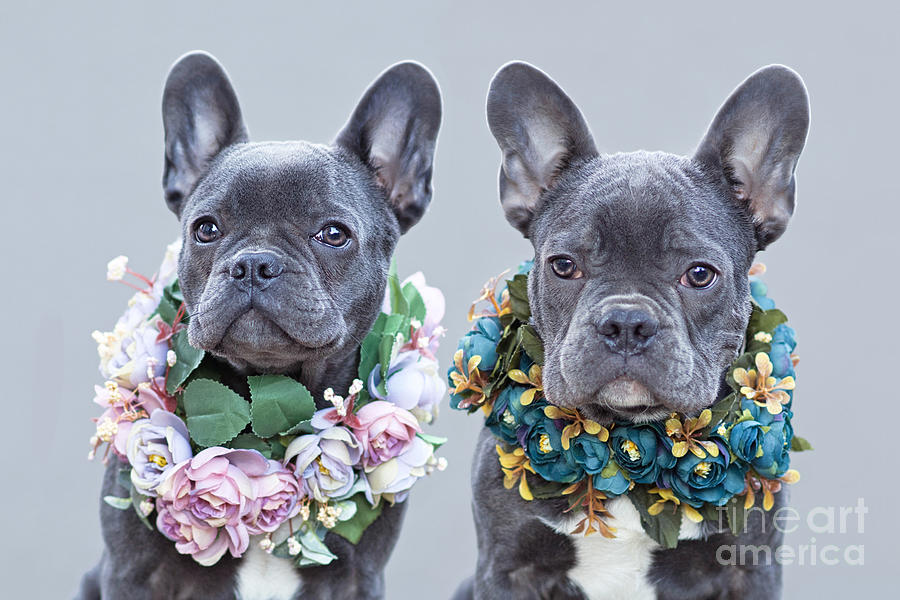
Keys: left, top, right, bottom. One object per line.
{"left": 235, "top": 543, "right": 303, "bottom": 600}
{"left": 549, "top": 496, "right": 703, "bottom": 600}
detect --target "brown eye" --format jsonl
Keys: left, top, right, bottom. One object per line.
{"left": 194, "top": 220, "right": 220, "bottom": 243}
{"left": 550, "top": 256, "right": 582, "bottom": 279}
{"left": 680, "top": 264, "right": 718, "bottom": 288}
{"left": 314, "top": 224, "right": 350, "bottom": 248}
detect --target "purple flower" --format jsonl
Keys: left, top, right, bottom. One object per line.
{"left": 352, "top": 401, "right": 421, "bottom": 468}
{"left": 363, "top": 437, "right": 434, "bottom": 504}
{"left": 155, "top": 448, "right": 270, "bottom": 565}
{"left": 243, "top": 461, "right": 303, "bottom": 534}
{"left": 127, "top": 411, "right": 192, "bottom": 495}
{"left": 368, "top": 351, "right": 446, "bottom": 423}
{"left": 284, "top": 425, "right": 361, "bottom": 502}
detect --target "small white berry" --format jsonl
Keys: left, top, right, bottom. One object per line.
{"left": 166, "top": 350, "right": 177, "bottom": 367}
{"left": 287, "top": 537, "right": 302, "bottom": 556}
{"left": 106, "top": 256, "right": 128, "bottom": 281}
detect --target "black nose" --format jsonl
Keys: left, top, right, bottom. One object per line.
{"left": 597, "top": 308, "right": 659, "bottom": 355}
{"left": 229, "top": 251, "right": 284, "bottom": 289}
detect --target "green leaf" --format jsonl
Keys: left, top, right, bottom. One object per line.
{"left": 166, "top": 329, "right": 205, "bottom": 394}
{"left": 388, "top": 262, "right": 410, "bottom": 317}
{"left": 416, "top": 432, "right": 448, "bottom": 448}
{"left": 103, "top": 496, "right": 131, "bottom": 510}
{"left": 747, "top": 307, "right": 788, "bottom": 335}
{"left": 628, "top": 486, "right": 682, "bottom": 549}
{"left": 528, "top": 478, "right": 568, "bottom": 500}
{"left": 183, "top": 379, "right": 251, "bottom": 447}
{"left": 358, "top": 312, "right": 387, "bottom": 384}
{"left": 155, "top": 294, "right": 179, "bottom": 326}
{"left": 402, "top": 281, "right": 427, "bottom": 325}
{"left": 507, "top": 274, "right": 531, "bottom": 321}
{"left": 705, "top": 392, "right": 741, "bottom": 434}
{"left": 281, "top": 419, "right": 314, "bottom": 436}
{"left": 519, "top": 325, "right": 545, "bottom": 365}
{"left": 791, "top": 436, "right": 813, "bottom": 451}
{"left": 330, "top": 493, "right": 383, "bottom": 544}
{"left": 248, "top": 375, "right": 316, "bottom": 438}
{"left": 130, "top": 489, "right": 154, "bottom": 531}
{"left": 228, "top": 433, "right": 273, "bottom": 457}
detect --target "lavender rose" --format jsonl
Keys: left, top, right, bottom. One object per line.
{"left": 284, "top": 425, "right": 362, "bottom": 503}
{"left": 243, "top": 461, "right": 304, "bottom": 534}
{"left": 368, "top": 350, "right": 446, "bottom": 423}
{"left": 127, "top": 410, "right": 192, "bottom": 495}
{"left": 352, "top": 401, "right": 421, "bottom": 468}
{"left": 155, "top": 448, "right": 270, "bottom": 565}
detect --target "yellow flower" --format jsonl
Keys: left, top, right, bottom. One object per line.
{"left": 496, "top": 444, "right": 535, "bottom": 501}
{"left": 507, "top": 364, "right": 543, "bottom": 406}
{"left": 449, "top": 349, "right": 491, "bottom": 410}
{"left": 739, "top": 469, "right": 800, "bottom": 511}
{"left": 733, "top": 352, "right": 795, "bottom": 415}
{"left": 542, "top": 404, "right": 609, "bottom": 450}
{"left": 665, "top": 409, "right": 720, "bottom": 458}
{"left": 647, "top": 487, "right": 681, "bottom": 516}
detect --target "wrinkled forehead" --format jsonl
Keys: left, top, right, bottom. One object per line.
{"left": 183, "top": 141, "right": 378, "bottom": 226}
{"left": 534, "top": 151, "right": 751, "bottom": 270}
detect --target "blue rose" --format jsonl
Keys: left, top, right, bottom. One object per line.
{"left": 459, "top": 317, "right": 502, "bottom": 373}
{"left": 524, "top": 420, "right": 583, "bottom": 484}
{"left": 665, "top": 446, "right": 747, "bottom": 507}
{"left": 485, "top": 385, "right": 546, "bottom": 446}
{"left": 769, "top": 324, "right": 797, "bottom": 380}
{"left": 608, "top": 424, "right": 676, "bottom": 485}
{"left": 569, "top": 433, "right": 611, "bottom": 475}
{"left": 735, "top": 399, "right": 793, "bottom": 477}
{"left": 750, "top": 279, "right": 776, "bottom": 310}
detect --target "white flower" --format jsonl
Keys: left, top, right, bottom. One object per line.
{"left": 106, "top": 256, "right": 128, "bottom": 281}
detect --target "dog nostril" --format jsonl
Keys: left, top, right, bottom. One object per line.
{"left": 230, "top": 263, "right": 247, "bottom": 279}
{"left": 258, "top": 261, "right": 283, "bottom": 279}
{"left": 598, "top": 308, "right": 659, "bottom": 353}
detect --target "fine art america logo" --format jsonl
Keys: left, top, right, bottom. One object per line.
{"left": 715, "top": 498, "right": 867, "bottom": 567}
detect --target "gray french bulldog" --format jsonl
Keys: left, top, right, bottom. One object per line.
{"left": 454, "top": 63, "right": 809, "bottom": 599}
{"left": 76, "top": 51, "right": 441, "bottom": 600}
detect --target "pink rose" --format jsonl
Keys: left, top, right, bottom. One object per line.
{"left": 155, "top": 448, "right": 270, "bottom": 565}
{"left": 243, "top": 462, "right": 304, "bottom": 534}
{"left": 352, "top": 401, "right": 421, "bottom": 468}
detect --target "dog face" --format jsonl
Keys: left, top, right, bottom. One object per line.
{"left": 486, "top": 63, "right": 808, "bottom": 424}
{"left": 162, "top": 53, "right": 441, "bottom": 373}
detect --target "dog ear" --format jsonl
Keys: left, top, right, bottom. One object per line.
{"left": 486, "top": 62, "right": 598, "bottom": 236}
{"left": 162, "top": 51, "right": 248, "bottom": 216}
{"left": 695, "top": 65, "right": 810, "bottom": 249}
{"left": 335, "top": 61, "right": 442, "bottom": 233}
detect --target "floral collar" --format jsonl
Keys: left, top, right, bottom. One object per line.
{"left": 90, "top": 242, "right": 448, "bottom": 567}
{"left": 447, "top": 262, "right": 810, "bottom": 547}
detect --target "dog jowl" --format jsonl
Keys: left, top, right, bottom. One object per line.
{"left": 460, "top": 63, "right": 808, "bottom": 599}
{"left": 77, "top": 52, "right": 441, "bottom": 600}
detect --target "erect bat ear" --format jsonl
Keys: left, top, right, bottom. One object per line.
{"left": 162, "top": 51, "right": 248, "bottom": 216}
{"left": 695, "top": 65, "right": 810, "bottom": 249}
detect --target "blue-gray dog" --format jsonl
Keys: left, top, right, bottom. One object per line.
{"left": 77, "top": 51, "right": 441, "bottom": 600}
{"left": 455, "top": 62, "right": 809, "bottom": 600}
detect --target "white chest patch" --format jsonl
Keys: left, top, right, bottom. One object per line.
{"left": 545, "top": 496, "right": 704, "bottom": 600}
{"left": 235, "top": 541, "right": 303, "bottom": 600}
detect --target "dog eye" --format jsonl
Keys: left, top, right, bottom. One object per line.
{"left": 194, "top": 220, "right": 221, "bottom": 243}
{"left": 549, "top": 256, "right": 582, "bottom": 279}
{"left": 314, "top": 224, "right": 350, "bottom": 248}
{"left": 680, "top": 264, "right": 718, "bottom": 288}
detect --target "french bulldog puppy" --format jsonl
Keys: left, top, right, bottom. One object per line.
{"left": 457, "top": 63, "right": 809, "bottom": 599}
{"left": 77, "top": 51, "right": 441, "bottom": 600}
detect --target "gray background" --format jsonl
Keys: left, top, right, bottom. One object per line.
{"left": 2, "top": 0, "right": 897, "bottom": 597}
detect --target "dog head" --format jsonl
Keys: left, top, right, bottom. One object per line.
{"left": 486, "top": 62, "right": 808, "bottom": 424}
{"left": 161, "top": 52, "right": 441, "bottom": 374}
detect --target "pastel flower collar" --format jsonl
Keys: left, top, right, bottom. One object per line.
{"left": 90, "top": 243, "right": 448, "bottom": 567}
{"left": 448, "top": 262, "right": 811, "bottom": 547}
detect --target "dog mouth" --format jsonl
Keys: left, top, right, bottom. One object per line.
{"left": 578, "top": 377, "right": 669, "bottom": 424}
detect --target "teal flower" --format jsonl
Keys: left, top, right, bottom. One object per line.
{"left": 524, "top": 420, "right": 583, "bottom": 484}
{"left": 485, "top": 385, "right": 546, "bottom": 446}
{"left": 568, "top": 433, "right": 611, "bottom": 475}
{"left": 769, "top": 324, "right": 797, "bottom": 380}
{"left": 458, "top": 317, "right": 502, "bottom": 374}
{"left": 731, "top": 400, "right": 792, "bottom": 477}
{"left": 609, "top": 424, "right": 676, "bottom": 485}
{"left": 750, "top": 279, "right": 776, "bottom": 310}
{"left": 665, "top": 443, "right": 747, "bottom": 507}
